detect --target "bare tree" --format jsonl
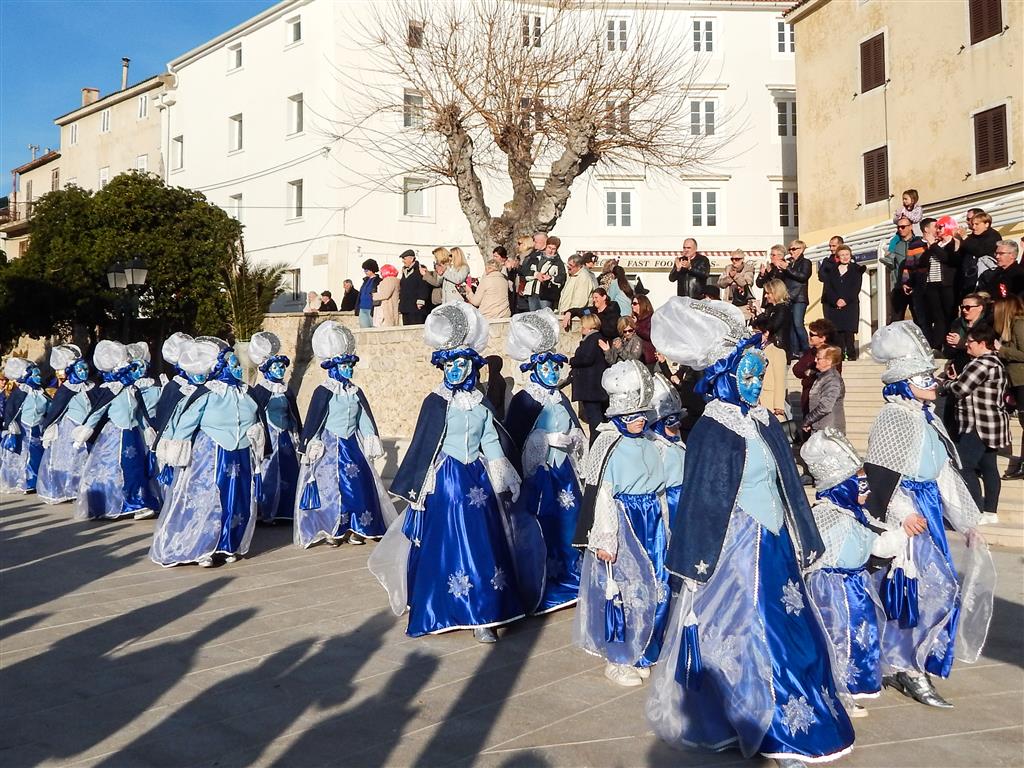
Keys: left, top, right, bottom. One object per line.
{"left": 334, "top": 0, "right": 729, "bottom": 254}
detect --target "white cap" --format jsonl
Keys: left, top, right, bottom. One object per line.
{"left": 650, "top": 372, "right": 684, "bottom": 422}
{"left": 178, "top": 339, "right": 221, "bottom": 376}
{"left": 651, "top": 297, "right": 749, "bottom": 370}
{"left": 127, "top": 341, "right": 150, "bottom": 363}
{"left": 424, "top": 302, "right": 489, "bottom": 353}
{"left": 603, "top": 360, "right": 655, "bottom": 417}
{"left": 3, "top": 357, "right": 31, "bottom": 380}
{"left": 505, "top": 309, "right": 559, "bottom": 362}
{"left": 93, "top": 340, "right": 130, "bottom": 373}
{"left": 49, "top": 344, "right": 82, "bottom": 371}
{"left": 800, "top": 428, "right": 863, "bottom": 489}
{"left": 869, "top": 321, "right": 935, "bottom": 384}
{"left": 248, "top": 331, "right": 282, "bottom": 367}
{"left": 161, "top": 332, "right": 193, "bottom": 366}
{"left": 311, "top": 321, "right": 356, "bottom": 360}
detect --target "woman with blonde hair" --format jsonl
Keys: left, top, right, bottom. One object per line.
{"left": 426, "top": 246, "right": 470, "bottom": 303}
{"left": 994, "top": 295, "right": 1024, "bottom": 479}
{"left": 751, "top": 278, "right": 793, "bottom": 416}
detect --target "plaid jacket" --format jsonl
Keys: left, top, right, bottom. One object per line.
{"left": 946, "top": 352, "right": 1010, "bottom": 449}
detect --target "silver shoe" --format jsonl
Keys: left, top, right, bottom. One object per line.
{"left": 886, "top": 671, "right": 954, "bottom": 708}
{"left": 775, "top": 759, "right": 807, "bottom": 768}
{"left": 473, "top": 627, "right": 497, "bottom": 644}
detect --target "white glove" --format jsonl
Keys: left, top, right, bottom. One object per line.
{"left": 162, "top": 438, "right": 191, "bottom": 467}
{"left": 71, "top": 425, "right": 92, "bottom": 448}
{"left": 302, "top": 438, "right": 325, "bottom": 465}
{"left": 871, "top": 528, "right": 909, "bottom": 560}
{"left": 546, "top": 431, "right": 573, "bottom": 449}
{"left": 506, "top": 472, "right": 521, "bottom": 503}
{"left": 7, "top": 421, "right": 21, "bottom": 436}
{"left": 246, "top": 423, "right": 265, "bottom": 458}
{"left": 362, "top": 433, "right": 384, "bottom": 460}
{"left": 42, "top": 423, "right": 59, "bottom": 449}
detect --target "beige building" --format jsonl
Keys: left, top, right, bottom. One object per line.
{"left": 54, "top": 68, "right": 171, "bottom": 191}
{"left": 0, "top": 151, "right": 61, "bottom": 261}
{"left": 786, "top": 0, "right": 1022, "bottom": 251}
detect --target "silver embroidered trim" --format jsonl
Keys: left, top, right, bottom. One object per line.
{"left": 780, "top": 695, "right": 816, "bottom": 736}
{"left": 434, "top": 384, "right": 483, "bottom": 411}
{"left": 702, "top": 399, "right": 769, "bottom": 438}
{"left": 519, "top": 312, "right": 558, "bottom": 354}
{"left": 434, "top": 304, "right": 470, "bottom": 350}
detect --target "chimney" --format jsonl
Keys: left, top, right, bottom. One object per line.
{"left": 81, "top": 87, "right": 100, "bottom": 106}
{"left": 121, "top": 57, "right": 130, "bottom": 90}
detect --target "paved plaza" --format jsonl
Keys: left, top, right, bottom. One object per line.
{"left": 1, "top": 494, "right": 1022, "bottom": 768}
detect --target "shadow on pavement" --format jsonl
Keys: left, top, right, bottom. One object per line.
{"left": 982, "top": 594, "right": 1024, "bottom": 670}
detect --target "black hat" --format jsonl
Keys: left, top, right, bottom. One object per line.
{"left": 361, "top": 258, "right": 379, "bottom": 272}
{"left": 399, "top": 249, "right": 416, "bottom": 260}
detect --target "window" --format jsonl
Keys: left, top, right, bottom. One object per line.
{"left": 860, "top": 33, "right": 885, "bottom": 93}
{"left": 779, "top": 192, "right": 798, "bottom": 228}
{"left": 606, "top": 190, "right": 632, "bottom": 227}
{"left": 863, "top": 145, "right": 889, "bottom": 204}
{"left": 171, "top": 135, "right": 184, "bottom": 170}
{"left": 690, "top": 100, "right": 715, "bottom": 136}
{"left": 519, "top": 97, "right": 545, "bottom": 131}
{"left": 136, "top": 154, "right": 148, "bottom": 172}
{"left": 776, "top": 100, "right": 797, "bottom": 137}
{"left": 776, "top": 20, "right": 795, "bottom": 53}
{"left": 51, "top": 168, "right": 60, "bottom": 191}
{"left": 287, "top": 179, "right": 304, "bottom": 219}
{"left": 69, "top": 123, "right": 78, "bottom": 145}
{"left": 99, "top": 166, "right": 110, "bottom": 189}
{"left": 969, "top": 0, "right": 1003, "bottom": 45}
{"left": 607, "top": 18, "right": 627, "bottom": 51}
{"left": 286, "top": 16, "right": 302, "bottom": 44}
{"left": 974, "top": 104, "right": 1008, "bottom": 173}
{"left": 604, "top": 100, "right": 630, "bottom": 134}
{"left": 691, "top": 190, "right": 718, "bottom": 227}
{"left": 522, "top": 14, "right": 541, "bottom": 47}
{"left": 227, "top": 42, "right": 242, "bottom": 70}
{"left": 287, "top": 269, "right": 302, "bottom": 301}
{"left": 288, "top": 94, "right": 304, "bottom": 134}
{"left": 229, "top": 113, "right": 243, "bottom": 152}
{"left": 100, "top": 109, "right": 111, "bottom": 133}
{"left": 692, "top": 19, "right": 714, "bottom": 52}
{"left": 137, "top": 95, "right": 149, "bottom": 119}
{"left": 403, "top": 90, "right": 424, "bottom": 128}
{"left": 228, "top": 193, "right": 243, "bottom": 222}
{"left": 408, "top": 20, "right": 424, "bottom": 48}
{"left": 403, "top": 177, "right": 426, "bottom": 216}
{"left": 25, "top": 180, "right": 33, "bottom": 203}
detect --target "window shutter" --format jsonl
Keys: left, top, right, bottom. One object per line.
{"left": 863, "top": 146, "right": 888, "bottom": 204}
{"left": 975, "top": 104, "right": 1008, "bottom": 173}
{"left": 969, "top": 0, "right": 1003, "bottom": 45}
{"left": 860, "top": 33, "right": 885, "bottom": 93}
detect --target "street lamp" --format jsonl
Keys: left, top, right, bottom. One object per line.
{"left": 107, "top": 259, "right": 148, "bottom": 341}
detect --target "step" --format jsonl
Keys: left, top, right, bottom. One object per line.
{"left": 980, "top": 524, "right": 1024, "bottom": 550}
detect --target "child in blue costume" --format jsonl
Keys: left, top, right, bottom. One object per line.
{"left": 505, "top": 309, "right": 586, "bottom": 613}
{"left": 248, "top": 331, "right": 302, "bottom": 525}
{"left": 0, "top": 357, "right": 50, "bottom": 494}
{"left": 801, "top": 428, "right": 909, "bottom": 718}
{"left": 369, "top": 302, "right": 544, "bottom": 643}
{"left": 37, "top": 345, "right": 98, "bottom": 503}
{"left": 649, "top": 373, "right": 686, "bottom": 527}
{"left": 646, "top": 298, "right": 854, "bottom": 768}
{"left": 573, "top": 360, "right": 669, "bottom": 687}
{"left": 73, "top": 341, "right": 162, "bottom": 521}
{"left": 151, "top": 339, "right": 266, "bottom": 567}
{"left": 864, "top": 321, "right": 995, "bottom": 709}
{"left": 294, "top": 321, "right": 394, "bottom": 547}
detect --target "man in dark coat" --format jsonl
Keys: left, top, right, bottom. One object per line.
{"left": 318, "top": 291, "right": 339, "bottom": 312}
{"left": 978, "top": 240, "right": 1024, "bottom": 300}
{"left": 820, "top": 244, "right": 866, "bottom": 361}
{"left": 398, "top": 249, "right": 431, "bottom": 325}
{"left": 567, "top": 316, "right": 609, "bottom": 445}
{"left": 667, "top": 238, "right": 710, "bottom": 298}
{"left": 566, "top": 288, "right": 620, "bottom": 341}
{"left": 339, "top": 280, "right": 359, "bottom": 313}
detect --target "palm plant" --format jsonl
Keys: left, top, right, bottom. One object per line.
{"left": 222, "top": 249, "right": 288, "bottom": 341}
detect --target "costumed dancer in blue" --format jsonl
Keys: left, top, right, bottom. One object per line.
{"left": 572, "top": 360, "right": 670, "bottom": 687}
{"left": 150, "top": 338, "right": 265, "bottom": 567}
{"left": 369, "top": 302, "right": 545, "bottom": 643}
{"left": 0, "top": 357, "right": 50, "bottom": 494}
{"left": 248, "top": 331, "right": 301, "bottom": 525}
{"left": 73, "top": 341, "right": 162, "bottom": 521}
{"left": 649, "top": 373, "right": 686, "bottom": 527}
{"left": 151, "top": 333, "right": 206, "bottom": 490}
{"left": 504, "top": 308, "right": 586, "bottom": 613}
{"left": 645, "top": 298, "right": 854, "bottom": 768}
{"left": 37, "top": 345, "right": 97, "bottom": 503}
{"left": 800, "top": 428, "right": 909, "bottom": 718}
{"left": 864, "top": 321, "right": 995, "bottom": 708}
{"left": 294, "top": 321, "right": 393, "bottom": 546}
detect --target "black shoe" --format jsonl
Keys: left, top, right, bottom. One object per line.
{"left": 1002, "top": 466, "right": 1024, "bottom": 480}
{"left": 886, "top": 671, "right": 953, "bottom": 708}
{"left": 800, "top": 474, "right": 815, "bottom": 487}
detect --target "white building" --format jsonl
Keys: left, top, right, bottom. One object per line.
{"left": 163, "top": 0, "right": 796, "bottom": 310}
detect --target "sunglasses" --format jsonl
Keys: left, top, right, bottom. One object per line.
{"left": 961, "top": 304, "right": 980, "bottom": 311}
{"left": 897, "top": 224, "right": 912, "bottom": 230}
{"left": 622, "top": 329, "right": 635, "bottom": 335}
{"left": 631, "top": 300, "right": 640, "bottom": 305}
{"left": 788, "top": 247, "right": 801, "bottom": 252}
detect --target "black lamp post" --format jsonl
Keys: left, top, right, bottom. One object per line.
{"left": 106, "top": 259, "right": 148, "bottom": 341}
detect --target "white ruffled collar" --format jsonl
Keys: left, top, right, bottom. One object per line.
{"left": 323, "top": 377, "right": 357, "bottom": 396}
{"left": 101, "top": 381, "right": 125, "bottom": 395}
{"left": 17, "top": 382, "right": 44, "bottom": 395}
{"left": 258, "top": 379, "right": 288, "bottom": 395}
{"left": 63, "top": 380, "right": 94, "bottom": 393}
{"left": 180, "top": 382, "right": 197, "bottom": 397}
{"left": 525, "top": 381, "right": 562, "bottom": 406}
{"left": 205, "top": 380, "right": 228, "bottom": 395}
{"left": 703, "top": 399, "right": 769, "bottom": 438}
{"left": 133, "top": 377, "right": 155, "bottom": 390}
{"left": 434, "top": 384, "right": 483, "bottom": 410}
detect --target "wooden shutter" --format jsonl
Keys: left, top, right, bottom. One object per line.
{"left": 859, "top": 33, "right": 885, "bottom": 93}
{"left": 969, "top": 0, "right": 1003, "bottom": 45}
{"left": 863, "top": 146, "right": 888, "bottom": 204}
{"left": 975, "top": 104, "right": 1008, "bottom": 173}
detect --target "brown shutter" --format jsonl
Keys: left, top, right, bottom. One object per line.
{"left": 863, "top": 146, "right": 888, "bottom": 204}
{"left": 970, "top": 0, "right": 1003, "bottom": 45}
{"left": 975, "top": 104, "right": 1008, "bottom": 173}
{"left": 860, "top": 33, "right": 885, "bottom": 93}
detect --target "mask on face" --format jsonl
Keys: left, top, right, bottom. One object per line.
{"left": 227, "top": 353, "right": 244, "bottom": 382}
{"left": 69, "top": 360, "right": 90, "bottom": 384}
{"left": 264, "top": 359, "right": 288, "bottom": 383}
{"left": 186, "top": 371, "right": 208, "bottom": 385}
{"left": 735, "top": 350, "right": 767, "bottom": 406}
{"left": 25, "top": 366, "right": 43, "bottom": 387}
{"left": 129, "top": 360, "right": 147, "bottom": 382}
{"left": 534, "top": 359, "right": 563, "bottom": 388}
{"left": 908, "top": 373, "right": 938, "bottom": 391}
{"left": 444, "top": 357, "right": 472, "bottom": 387}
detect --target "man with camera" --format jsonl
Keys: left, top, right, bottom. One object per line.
{"left": 667, "top": 238, "right": 710, "bottom": 298}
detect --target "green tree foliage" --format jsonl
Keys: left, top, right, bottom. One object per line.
{"left": 222, "top": 250, "right": 288, "bottom": 341}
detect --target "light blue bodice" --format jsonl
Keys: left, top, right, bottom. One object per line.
{"left": 605, "top": 436, "right": 666, "bottom": 495}
{"left": 85, "top": 386, "right": 151, "bottom": 431}
{"left": 441, "top": 403, "right": 504, "bottom": 465}
{"left": 324, "top": 389, "right": 375, "bottom": 439}
{"left": 661, "top": 439, "right": 685, "bottom": 489}
{"left": 739, "top": 432, "right": 784, "bottom": 533}
{"left": 533, "top": 400, "right": 573, "bottom": 467}
{"left": 66, "top": 390, "right": 93, "bottom": 425}
{"left": 264, "top": 394, "right": 297, "bottom": 432}
{"left": 913, "top": 423, "right": 947, "bottom": 481}
{"left": 833, "top": 527, "right": 876, "bottom": 569}
{"left": 18, "top": 389, "right": 49, "bottom": 427}
{"left": 168, "top": 386, "right": 259, "bottom": 450}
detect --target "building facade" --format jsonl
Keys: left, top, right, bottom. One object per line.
{"left": 0, "top": 151, "right": 61, "bottom": 261}
{"left": 162, "top": 0, "right": 798, "bottom": 309}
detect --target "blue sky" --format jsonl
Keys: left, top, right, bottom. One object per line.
{"left": 0, "top": 0, "right": 276, "bottom": 178}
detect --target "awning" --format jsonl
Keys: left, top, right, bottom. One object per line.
{"left": 582, "top": 250, "right": 767, "bottom": 271}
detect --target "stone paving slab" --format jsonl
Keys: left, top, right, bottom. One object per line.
{"left": 1, "top": 494, "right": 1022, "bottom": 768}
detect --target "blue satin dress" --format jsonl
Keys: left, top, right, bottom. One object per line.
{"left": 74, "top": 384, "right": 161, "bottom": 520}
{"left": 37, "top": 384, "right": 94, "bottom": 503}
{"left": 402, "top": 402, "right": 529, "bottom": 636}
{"left": 256, "top": 384, "right": 299, "bottom": 524}
{"left": 657, "top": 434, "right": 686, "bottom": 528}
{"left": 518, "top": 399, "right": 583, "bottom": 613}
{"left": 0, "top": 386, "right": 49, "bottom": 494}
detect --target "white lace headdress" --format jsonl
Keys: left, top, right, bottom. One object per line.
{"left": 161, "top": 332, "right": 193, "bottom": 366}
{"left": 650, "top": 372, "right": 684, "bottom": 422}
{"left": 505, "top": 309, "right": 560, "bottom": 363}
{"left": 248, "top": 331, "right": 283, "bottom": 367}
{"left": 424, "top": 302, "right": 490, "bottom": 354}
{"left": 3, "top": 357, "right": 31, "bottom": 380}
{"left": 93, "top": 340, "right": 130, "bottom": 373}
{"left": 311, "top": 321, "right": 356, "bottom": 360}
{"left": 869, "top": 321, "right": 935, "bottom": 384}
{"left": 49, "top": 344, "right": 82, "bottom": 372}
{"left": 651, "top": 297, "right": 750, "bottom": 369}
{"left": 603, "top": 360, "right": 655, "bottom": 417}
{"left": 178, "top": 339, "right": 221, "bottom": 376}
{"left": 126, "top": 341, "right": 150, "bottom": 364}
{"left": 800, "top": 428, "right": 862, "bottom": 489}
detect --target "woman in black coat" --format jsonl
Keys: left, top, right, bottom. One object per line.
{"left": 821, "top": 245, "right": 866, "bottom": 360}
{"left": 567, "top": 315, "right": 609, "bottom": 445}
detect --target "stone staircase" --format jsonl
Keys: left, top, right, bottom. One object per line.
{"left": 822, "top": 359, "right": 1023, "bottom": 550}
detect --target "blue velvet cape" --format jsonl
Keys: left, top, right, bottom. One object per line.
{"left": 503, "top": 388, "right": 582, "bottom": 453}
{"left": 37, "top": 384, "right": 100, "bottom": 433}
{"left": 297, "top": 383, "right": 374, "bottom": 455}
{"left": 250, "top": 383, "right": 303, "bottom": 434}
